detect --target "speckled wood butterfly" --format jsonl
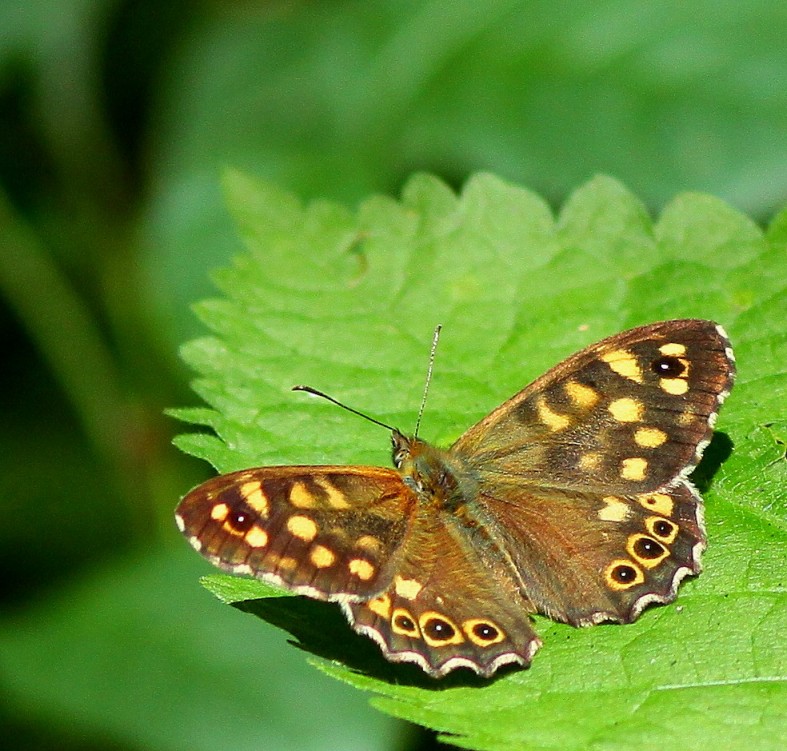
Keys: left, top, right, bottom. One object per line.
{"left": 176, "top": 319, "right": 735, "bottom": 677}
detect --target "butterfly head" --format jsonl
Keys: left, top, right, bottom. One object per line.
{"left": 391, "top": 429, "right": 415, "bottom": 468}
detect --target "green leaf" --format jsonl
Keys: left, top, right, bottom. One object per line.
{"left": 176, "top": 172, "right": 786, "bottom": 750}
{"left": 143, "top": 1, "right": 787, "bottom": 348}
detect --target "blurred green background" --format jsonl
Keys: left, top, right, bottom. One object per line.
{"left": 0, "top": 2, "right": 784, "bottom": 750}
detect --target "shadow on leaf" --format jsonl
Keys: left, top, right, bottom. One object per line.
{"left": 232, "top": 595, "right": 517, "bottom": 689}
{"left": 691, "top": 431, "right": 734, "bottom": 492}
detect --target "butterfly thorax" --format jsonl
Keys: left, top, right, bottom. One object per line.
{"left": 391, "top": 430, "right": 478, "bottom": 513}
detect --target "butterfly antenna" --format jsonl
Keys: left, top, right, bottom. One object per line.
{"left": 414, "top": 324, "right": 442, "bottom": 438}
{"left": 292, "top": 385, "right": 397, "bottom": 432}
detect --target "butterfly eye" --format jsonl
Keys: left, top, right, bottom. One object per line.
{"left": 651, "top": 355, "right": 686, "bottom": 377}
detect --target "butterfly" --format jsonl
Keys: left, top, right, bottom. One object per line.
{"left": 175, "top": 319, "right": 735, "bottom": 677}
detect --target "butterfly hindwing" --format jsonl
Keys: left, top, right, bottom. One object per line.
{"left": 476, "top": 479, "right": 705, "bottom": 625}
{"left": 345, "top": 508, "right": 541, "bottom": 677}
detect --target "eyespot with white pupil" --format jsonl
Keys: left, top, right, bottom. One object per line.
{"left": 612, "top": 564, "right": 637, "bottom": 583}
{"left": 423, "top": 617, "right": 456, "bottom": 640}
{"left": 633, "top": 537, "right": 665, "bottom": 559}
{"left": 394, "top": 613, "right": 416, "bottom": 632}
{"left": 652, "top": 355, "right": 685, "bottom": 378}
{"left": 226, "top": 508, "right": 255, "bottom": 533}
{"left": 474, "top": 623, "right": 498, "bottom": 640}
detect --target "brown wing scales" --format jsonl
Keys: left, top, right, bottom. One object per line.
{"left": 344, "top": 510, "right": 541, "bottom": 677}
{"left": 477, "top": 479, "right": 705, "bottom": 625}
{"left": 176, "top": 466, "right": 417, "bottom": 601}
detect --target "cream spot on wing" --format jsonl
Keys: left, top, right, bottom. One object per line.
{"left": 310, "top": 545, "right": 335, "bottom": 568}
{"left": 660, "top": 378, "right": 689, "bottom": 395}
{"left": 659, "top": 342, "right": 687, "bottom": 357}
{"left": 210, "top": 503, "right": 230, "bottom": 522}
{"left": 677, "top": 411, "right": 695, "bottom": 426}
{"left": 241, "top": 480, "right": 269, "bottom": 517}
{"left": 355, "top": 534, "right": 382, "bottom": 552}
{"left": 315, "top": 476, "right": 350, "bottom": 509}
{"left": 536, "top": 396, "right": 570, "bottom": 431}
{"left": 394, "top": 576, "right": 423, "bottom": 600}
{"left": 638, "top": 493, "right": 674, "bottom": 516}
{"left": 578, "top": 452, "right": 602, "bottom": 471}
{"left": 367, "top": 593, "right": 391, "bottom": 619}
{"left": 564, "top": 380, "right": 599, "bottom": 409}
{"left": 634, "top": 426, "right": 668, "bottom": 448}
{"left": 287, "top": 514, "right": 318, "bottom": 542}
{"left": 348, "top": 558, "right": 375, "bottom": 580}
{"left": 609, "top": 397, "right": 643, "bottom": 422}
{"left": 289, "top": 481, "right": 316, "bottom": 508}
{"left": 276, "top": 556, "right": 298, "bottom": 571}
{"left": 601, "top": 349, "right": 643, "bottom": 383}
{"left": 621, "top": 457, "right": 648, "bottom": 481}
{"left": 598, "top": 496, "right": 631, "bottom": 522}
{"left": 245, "top": 525, "right": 268, "bottom": 548}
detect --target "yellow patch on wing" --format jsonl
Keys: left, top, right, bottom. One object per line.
{"left": 241, "top": 480, "right": 269, "bottom": 516}
{"left": 598, "top": 496, "right": 631, "bottom": 522}
{"left": 394, "top": 576, "right": 423, "bottom": 600}
{"left": 638, "top": 492, "right": 674, "bottom": 516}
{"left": 348, "top": 558, "right": 376, "bottom": 581}
{"left": 660, "top": 378, "right": 689, "bottom": 395}
{"left": 659, "top": 342, "right": 687, "bottom": 357}
{"left": 287, "top": 514, "right": 318, "bottom": 542}
{"left": 315, "top": 476, "right": 351, "bottom": 509}
{"left": 244, "top": 525, "right": 268, "bottom": 548}
{"left": 564, "top": 380, "right": 599, "bottom": 409}
{"left": 634, "top": 426, "right": 668, "bottom": 448}
{"left": 621, "top": 457, "right": 648, "bottom": 481}
{"left": 210, "top": 503, "right": 229, "bottom": 522}
{"left": 601, "top": 349, "right": 643, "bottom": 383}
{"left": 310, "top": 545, "right": 336, "bottom": 568}
{"left": 289, "top": 481, "right": 316, "bottom": 508}
{"left": 608, "top": 397, "right": 644, "bottom": 423}
{"left": 536, "top": 396, "right": 570, "bottom": 431}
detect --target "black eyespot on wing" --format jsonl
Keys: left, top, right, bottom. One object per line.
{"left": 651, "top": 355, "right": 685, "bottom": 377}
{"left": 473, "top": 622, "right": 499, "bottom": 641}
{"left": 226, "top": 507, "right": 255, "bottom": 533}
{"left": 653, "top": 519, "right": 673, "bottom": 537}
{"left": 612, "top": 564, "right": 638, "bottom": 583}
{"left": 633, "top": 537, "right": 666, "bottom": 559}
{"left": 423, "top": 617, "right": 457, "bottom": 641}
{"left": 394, "top": 613, "right": 416, "bottom": 632}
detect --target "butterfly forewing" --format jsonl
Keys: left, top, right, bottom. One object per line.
{"left": 176, "top": 466, "right": 417, "bottom": 601}
{"left": 453, "top": 320, "right": 735, "bottom": 496}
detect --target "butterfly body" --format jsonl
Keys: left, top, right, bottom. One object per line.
{"left": 176, "top": 319, "right": 735, "bottom": 677}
